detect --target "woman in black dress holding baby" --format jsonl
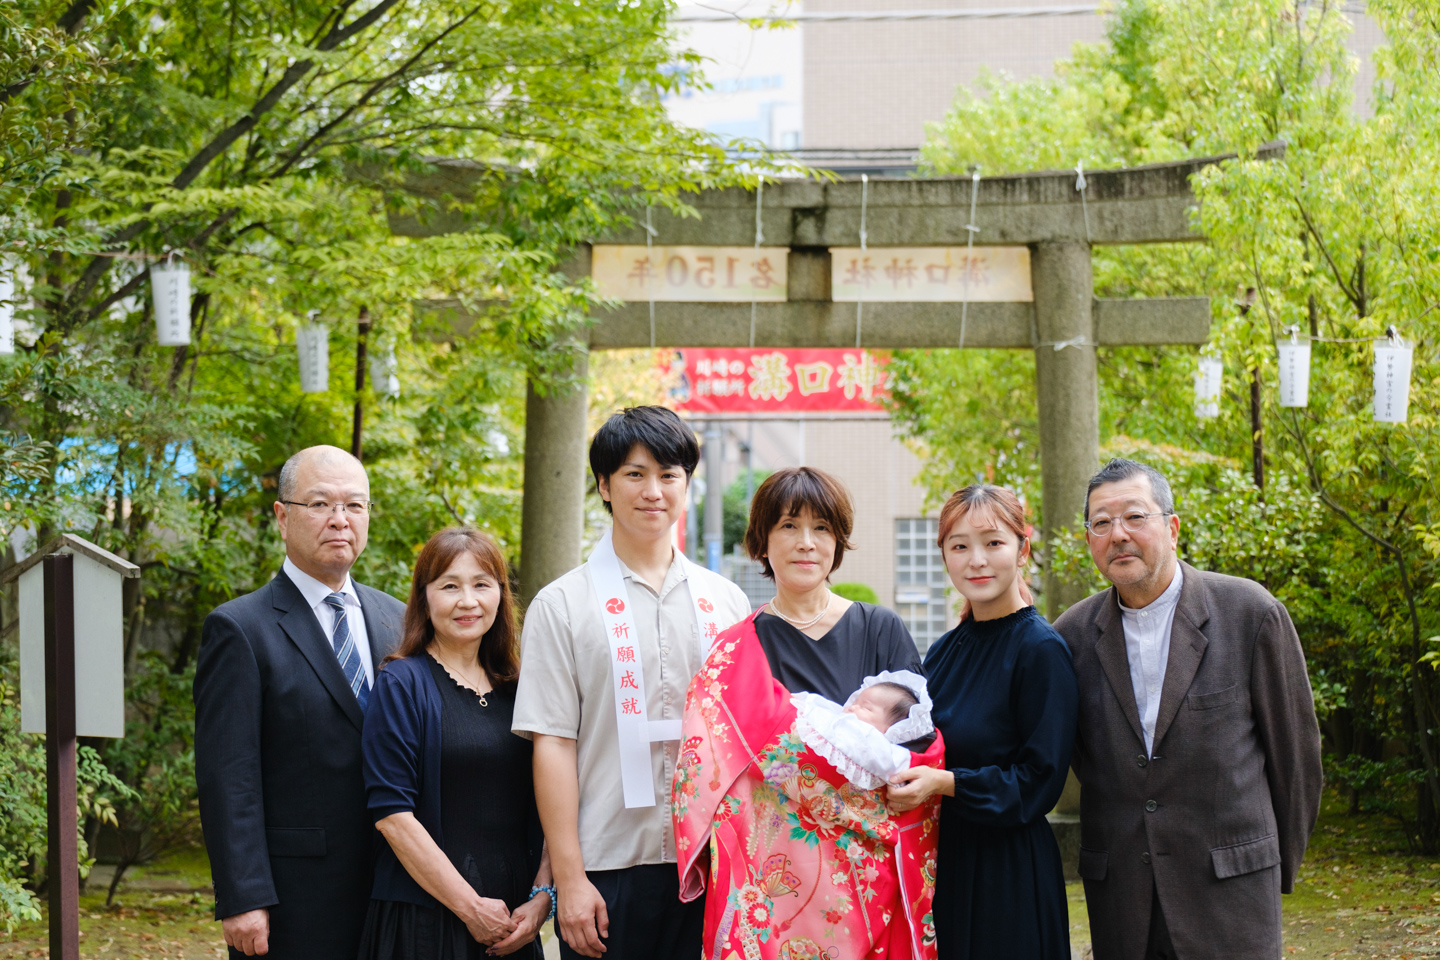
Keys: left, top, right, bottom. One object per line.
{"left": 888, "top": 485, "right": 1078, "bottom": 960}
{"left": 743, "top": 467, "right": 922, "bottom": 702}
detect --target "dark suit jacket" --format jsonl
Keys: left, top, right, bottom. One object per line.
{"left": 194, "top": 569, "right": 403, "bottom": 960}
{"left": 1054, "top": 562, "right": 1322, "bottom": 960}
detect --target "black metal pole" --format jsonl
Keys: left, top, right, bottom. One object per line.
{"left": 351, "top": 306, "right": 370, "bottom": 461}
{"left": 44, "top": 553, "right": 79, "bottom": 960}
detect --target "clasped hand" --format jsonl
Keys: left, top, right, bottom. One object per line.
{"left": 886, "top": 765, "right": 955, "bottom": 813}
{"left": 486, "top": 893, "right": 551, "bottom": 957}
{"left": 463, "top": 896, "right": 517, "bottom": 947}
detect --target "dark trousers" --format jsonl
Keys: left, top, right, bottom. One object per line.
{"left": 1144, "top": 883, "right": 1179, "bottom": 960}
{"left": 555, "top": 864, "right": 705, "bottom": 960}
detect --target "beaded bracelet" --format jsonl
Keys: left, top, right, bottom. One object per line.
{"left": 529, "top": 884, "right": 557, "bottom": 922}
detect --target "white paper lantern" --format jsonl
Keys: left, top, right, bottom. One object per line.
{"left": 1277, "top": 338, "right": 1311, "bottom": 407}
{"left": 0, "top": 261, "right": 15, "bottom": 355}
{"left": 369, "top": 347, "right": 399, "bottom": 398}
{"left": 1373, "top": 337, "right": 1413, "bottom": 424}
{"left": 150, "top": 259, "right": 192, "bottom": 346}
{"left": 1194, "top": 356, "right": 1223, "bottom": 419}
{"left": 297, "top": 324, "right": 329, "bottom": 393}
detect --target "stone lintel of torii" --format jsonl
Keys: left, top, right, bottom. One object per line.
{"left": 387, "top": 143, "right": 1283, "bottom": 615}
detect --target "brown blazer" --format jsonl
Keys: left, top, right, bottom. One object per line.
{"left": 1054, "top": 562, "right": 1322, "bottom": 960}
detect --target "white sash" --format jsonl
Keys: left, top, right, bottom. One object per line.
{"left": 587, "top": 529, "right": 728, "bottom": 808}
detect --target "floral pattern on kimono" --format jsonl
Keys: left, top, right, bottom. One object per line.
{"left": 673, "top": 612, "right": 944, "bottom": 960}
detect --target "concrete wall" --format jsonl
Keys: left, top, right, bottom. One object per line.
{"left": 799, "top": 0, "right": 1388, "bottom": 150}
{"left": 803, "top": 0, "right": 1109, "bottom": 150}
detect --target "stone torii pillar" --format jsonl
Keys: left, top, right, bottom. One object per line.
{"left": 388, "top": 146, "right": 1280, "bottom": 613}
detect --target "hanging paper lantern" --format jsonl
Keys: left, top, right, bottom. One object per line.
{"left": 0, "top": 258, "right": 16, "bottom": 355}
{"left": 150, "top": 258, "right": 192, "bottom": 346}
{"left": 297, "top": 323, "right": 329, "bottom": 393}
{"left": 1373, "top": 335, "right": 1413, "bottom": 423}
{"left": 369, "top": 346, "right": 399, "bottom": 398}
{"left": 1276, "top": 335, "right": 1311, "bottom": 407}
{"left": 1194, "top": 356, "right": 1223, "bottom": 419}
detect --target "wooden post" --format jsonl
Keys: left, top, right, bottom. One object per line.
{"left": 43, "top": 553, "right": 79, "bottom": 960}
{"left": 351, "top": 307, "right": 371, "bottom": 461}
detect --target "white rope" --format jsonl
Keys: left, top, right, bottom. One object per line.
{"left": 1036, "top": 334, "right": 1095, "bottom": 350}
{"left": 959, "top": 170, "right": 980, "bottom": 349}
{"left": 1075, "top": 162, "right": 1092, "bottom": 244}
{"left": 645, "top": 206, "right": 657, "bottom": 348}
{"left": 750, "top": 180, "right": 764, "bottom": 349}
{"left": 855, "top": 174, "right": 868, "bottom": 349}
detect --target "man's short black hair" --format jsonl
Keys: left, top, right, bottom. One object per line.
{"left": 1084, "top": 457, "right": 1175, "bottom": 522}
{"left": 589, "top": 406, "right": 700, "bottom": 514}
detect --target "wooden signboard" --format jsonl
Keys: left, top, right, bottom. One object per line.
{"left": 831, "top": 246, "right": 1033, "bottom": 302}
{"left": 592, "top": 244, "right": 789, "bottom": 302}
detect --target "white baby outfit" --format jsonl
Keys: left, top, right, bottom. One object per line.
{"left": 790, "top": 670, "right": 935, "bottom": 789}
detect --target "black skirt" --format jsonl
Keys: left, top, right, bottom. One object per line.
{"left": 357, "top": 899, "right": 543, "bottom": 960}
{"left": 358, "top": 658, "right": 544, "bottom": 960}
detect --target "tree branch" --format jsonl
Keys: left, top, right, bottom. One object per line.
{"left": 61, "top": 0, "right": 407, "bottom": 329}
{"left": 1294, "top": 197, "right": 1360, "bottom": 306}
{"left": 266, "top": 5, "right": 485, "bottom": 182}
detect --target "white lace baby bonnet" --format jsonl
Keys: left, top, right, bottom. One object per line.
{"left": 790, "top": 670, "right": 935, "bottom": 790}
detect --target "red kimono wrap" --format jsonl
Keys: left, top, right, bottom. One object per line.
{"left": 672, "top": 613, "right": 944, "bottom": 960}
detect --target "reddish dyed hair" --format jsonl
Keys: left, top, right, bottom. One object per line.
{"left": 936, "top": 484, "right": 1033, "bottom": 550}
{"left": 385, "top": 527, "right": 519, "bottom": 688}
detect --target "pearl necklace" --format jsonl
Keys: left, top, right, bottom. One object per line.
{"left": 768, "top": 590, "right": 833, "bottom": 630}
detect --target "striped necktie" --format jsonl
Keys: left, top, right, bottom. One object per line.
{"left": 324, "top": 592, "right": 370, "bottom": 711}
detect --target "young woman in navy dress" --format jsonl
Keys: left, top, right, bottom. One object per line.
{"left": 888, "top": 485, "right": 1078, "bottom": 960}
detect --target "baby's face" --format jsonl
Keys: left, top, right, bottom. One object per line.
{"left": 845, "top": 687, "right": 902, "bottom": 733}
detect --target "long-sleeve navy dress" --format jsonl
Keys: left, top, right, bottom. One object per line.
{"left": 922, "top": 605, "right": 1078, "bottom": 960}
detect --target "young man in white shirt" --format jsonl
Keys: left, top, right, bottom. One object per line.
{"left": 512, "top": 406, "right": 752, "bottom": 960}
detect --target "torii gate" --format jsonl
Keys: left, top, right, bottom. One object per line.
{"left": 390, "top": 146, "right": 1279, "bottom": 614}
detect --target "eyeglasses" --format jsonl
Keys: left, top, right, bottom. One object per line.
{"left": 280, "top": 499, "right": 375, "bottom": 518}
{"left": 1084, "top": 511, "right": 1171, "bottom": 537}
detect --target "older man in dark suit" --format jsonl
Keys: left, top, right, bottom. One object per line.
{"left": 194, "top": 445, "right": 404, "bottom": 958}
{"left": 1054, "top": 458, "right": 1322, "bottom": 960}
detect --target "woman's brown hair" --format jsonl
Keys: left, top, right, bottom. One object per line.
{"left": 936, "top": 484, "right": 1032, "bottom": 550}
{"left": 385, "top": 527, "right": 520, "bottom": 687}
{"left": 743, "top": 467, "right": 856, "bottom": 579}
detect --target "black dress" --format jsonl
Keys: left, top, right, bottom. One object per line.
{"left": 922, "top": 606, "right": 1078, "bottom": 960}
{"left": 753, "top": 601, "right": 922, "bottom": 702}
{"left": 357, "top": 658, "right": 543, "bottom": 960}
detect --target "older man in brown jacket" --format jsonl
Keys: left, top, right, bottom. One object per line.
{"left": 1054, "top": 458, "right": 1322, "bottom": 960}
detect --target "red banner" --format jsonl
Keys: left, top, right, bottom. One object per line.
{"left": 662, "top": 348, "right": 890, "bottom": 413}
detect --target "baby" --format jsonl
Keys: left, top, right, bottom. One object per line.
{"left": 791, "top": 670, "right": 934, "bottom": 790}
{"left": 846, "top": 681, "right": 921, "bottom": 734}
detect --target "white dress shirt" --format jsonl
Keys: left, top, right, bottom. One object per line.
{"left": 282, "top": 557, "right": 375, "bottom": 686}
{"left": 1119, "top": 565, "right": 1184, "bottom": 757}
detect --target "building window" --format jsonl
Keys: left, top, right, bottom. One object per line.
{"left": 895, "top": 518, "right": 949, "bottom": 654}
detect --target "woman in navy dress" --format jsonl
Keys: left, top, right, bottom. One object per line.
{"left": 888, "top": 485, "right": 1078, "bottom": 960}
{"left": 360, "top": 528, "right": 552, "bottom": 959}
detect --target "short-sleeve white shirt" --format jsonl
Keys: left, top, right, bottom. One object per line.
{"left": 512, "top": 550, "right": 751, "bottom": 870}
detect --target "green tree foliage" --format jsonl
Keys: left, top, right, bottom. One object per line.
{"left": 832, "top": 582, "right": 879, "bottom": 604}
{"left": 0, "top": 673, "right": 131, "bottom": 929}
{"left": 905, "top": 0, "right": 1440, "bottom": 848}
{"left": 0, "top": 0, "right": 761, "bottom": 926}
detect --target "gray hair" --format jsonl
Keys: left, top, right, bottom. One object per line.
{"left": 1084, "top": 458, "right": 1175, "bottom": 521}
{"left": 277, "top": 446, "right": 364, "bottom": 502}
